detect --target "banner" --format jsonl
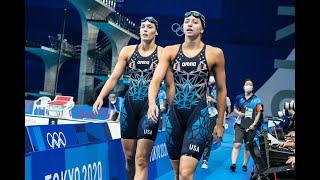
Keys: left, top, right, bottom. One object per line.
{"left": 148, "top": 131, "right": 171, "bottom": 179}
{"left": 28, "top": 143, "right": 109, "bottom": 180}
{"left": 26, "top": 123, "right": 112, "bottom": 152}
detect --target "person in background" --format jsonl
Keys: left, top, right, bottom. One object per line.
{"left": 158, "top": 82, "right": 168, "bottom": 132}
{"left": 230, "top": 79, "right": 267, "bottom": 174}
{"left": 201, "top": 75, "right": 231, "bottom": 169}
{"left": 106, "top": 93, "right": 122, "bottom": 122}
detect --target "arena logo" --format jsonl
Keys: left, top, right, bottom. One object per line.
{"left": 182, "top": 62, "right": 197, "bottom": 67}
{"left": 149, "top": 143, "right": 168, "bottom": 162}
{"left": 171, "top": 23, "right": 184, "bottom": 36}
{"left": 44, "top": 161, "right": 103, "bottom": 180}
{"left": 46, "top": 131, "right": 67, "bottom": 149}
{"left": 137, "top": 61, "right": 150, "bottom": 65}
{"left": 189, "top": 144, "right": 199, "bottom": 152}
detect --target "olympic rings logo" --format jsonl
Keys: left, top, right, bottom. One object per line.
{"left": 171, "top": 23, "right": 184, "bottom": 36}
{"left": 46, "top": 131, "right": 67, "bottom": 149}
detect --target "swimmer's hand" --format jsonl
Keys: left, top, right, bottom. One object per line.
{"left": 148, "top": 102, "right": 159, "bottom": 123}
{"left": 214, "top": 124, "right": 224, "bottom": 139}
{"left": 93, "top": 97, "right": 104, "bottom": 115}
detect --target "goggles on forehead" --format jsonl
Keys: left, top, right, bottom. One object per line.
{"left": 184, "top": 11, "right": 206, "bottom": 28}
{"left": 140, "top": 16, "right": 158, "bottom": 30}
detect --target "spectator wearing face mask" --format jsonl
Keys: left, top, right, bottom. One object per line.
{"left": 230, "top": 78, "right": 267, "bottom": 175}
{"left": 106, "top": 93, "right": 122, "bottom": 122}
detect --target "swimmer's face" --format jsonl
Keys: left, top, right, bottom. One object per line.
{"left": 183, "top": 16, "right": 204, "bottom": 36}
{"left": 140, "top": 21, "right": 158, "bottom": 41}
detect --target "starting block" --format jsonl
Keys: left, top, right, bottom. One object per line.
{"left": 46, "top": 95, "right": 75, "bottom": 119}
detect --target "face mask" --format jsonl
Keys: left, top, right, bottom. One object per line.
{"left": 209, "top": 76, "right": 215, "bottom": 84}
{"left": 110, "top": 100, "right": 116, "bottom": 104}
{"left": 243, "top": 85, "right": 253, "bottom": 93}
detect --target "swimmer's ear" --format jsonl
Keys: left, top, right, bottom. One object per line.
{"left": 200, "top": 28, "right": 204, "bottom": 34}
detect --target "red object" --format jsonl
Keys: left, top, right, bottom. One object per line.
{"left": 55, "top": 96, "right": 72, "bottom": 101}
{"left": 48, "top": 100, "right": 69, "bottom": 106}
{"left": 46, "top": 95, "right": 74, "bottom": 118}
{"left": 48, "top": 96, "right": 73, "bottom": 106}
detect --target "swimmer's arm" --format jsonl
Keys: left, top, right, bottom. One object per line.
{"left": 212, "top": 48, "right": 227, "bottom": 127}
{"left": 96, "top": 47, "right": 128, "bottom": 100}
{"left": 148, "top": 46, "right": 172, "bottom": 105}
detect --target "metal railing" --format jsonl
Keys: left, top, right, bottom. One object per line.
{"left": 108, "top": 12, "right": 139, "bottom": 35}
{"left": 96, "top": 36, "right": 111, "bottom": 52}
{"left": 47, "top": 35, "right": 81, "bottom": 58}
{"left": 98, "top": 0, "right": 117, "bottom": 10}
{"left": 27, "top": 34, "right": 113, "bottom": 60}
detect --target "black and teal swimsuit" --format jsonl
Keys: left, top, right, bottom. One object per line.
{"left": 120, "top": 45, "right": 159, "bottom": 140}
{"left": 166, "top": 44, "right": 212, "bottom": 160}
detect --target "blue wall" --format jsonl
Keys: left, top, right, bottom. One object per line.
{"left": 25, "top": 0, "right": 295, "bottom": 105}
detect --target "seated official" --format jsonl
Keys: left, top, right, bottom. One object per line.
{"left": 106, "top": 93, "right": 122, "bottom": 122}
